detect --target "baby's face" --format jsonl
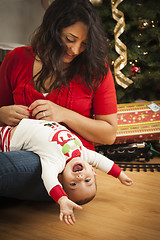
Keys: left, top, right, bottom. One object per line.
{"left": 60, "top": 157, "right": 97, "bottom": 203}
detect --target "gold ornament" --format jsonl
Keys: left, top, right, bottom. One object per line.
{"left": 138, "top": 18, "right": 149, "bottom": 29}
{"left": 111, "top": 0, "right": 133, "bottom": 88}
{"left": 90, "top": 0, "right": 103, "bottom": 6}
{"left": 41, "top": 0, "right": 53, "bottom": 10}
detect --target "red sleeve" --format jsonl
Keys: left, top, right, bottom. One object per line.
{"left": 49, "top": 185, "right": 68, "bottom": 203}
{"left": 93, "top": 68, "right": 117, "bottom": 115}
{"left": 0, "top": 50, "right": 15, "bottom": 107}
{"left": 108, "top": 163, "right": 121, "bottom": 178}
{"left": 0, "top": 46, "right": 34, "bottom": 108}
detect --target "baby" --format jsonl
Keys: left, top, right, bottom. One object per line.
{"left": 0, "top": 119, "right": 133, "bottom": 225}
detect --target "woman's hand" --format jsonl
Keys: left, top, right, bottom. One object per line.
{"left": 29, "top": 99, "right": 68, "bottom": 122}
{"left": 0, "top": 105, "right": 30, "bottom": 126}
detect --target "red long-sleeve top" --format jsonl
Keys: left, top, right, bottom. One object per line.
{"left": 0, "top": 46, "right": 117, "bottom": 150}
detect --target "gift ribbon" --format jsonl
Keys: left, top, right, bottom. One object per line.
{"left": 111, "top": 0, "right": 133, "bottom": 88}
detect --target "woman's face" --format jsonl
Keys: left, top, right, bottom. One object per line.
{"left": 61, "top": 21, "right": 88, "bottom": 64}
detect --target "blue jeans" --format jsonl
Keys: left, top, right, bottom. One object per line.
{"left": 0, "top": 151, "right": 52, "bottom": 201}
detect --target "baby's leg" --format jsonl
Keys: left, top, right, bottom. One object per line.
{"left": 0, "top": 126, "right": 16, "bottom": 152}
{"left": 10, "top": 126, "right": 17, "bottom": 139}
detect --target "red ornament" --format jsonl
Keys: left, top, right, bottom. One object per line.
{"left": 130, "top": 64, "right": 141, "bottom": 76}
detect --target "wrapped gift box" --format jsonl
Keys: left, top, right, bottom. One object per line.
{"left": 114, "top": 101, "right": 160, "bottom": 144}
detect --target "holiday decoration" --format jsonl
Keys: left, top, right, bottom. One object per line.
{"left": 95, "top": 100, "right": 160, "bottom": 166}
{"left": 41, "top": 0, "right": 50, "bottom": 10}
{"left": 96, "top": 141, "right": 160, "bottom": 170}
{"left": 138, "top": 18, "right": 149, "bottom": 29}
{"left": 115, "top": 101, "right": 160, "bottom": 144}
{"left": 90, "top": 0, "right": 103, "bottom": 6}
{"left": 95, "top": 0, "right": 160, "bottom": 102}
{"left": 130, "top": 64, "right": 141, "bottom": 77}
{"left": 96, "top": 142, "right": 154, "bottom": 163}
{"left": 111, "top": 0, "right": 133, "bottom": 88}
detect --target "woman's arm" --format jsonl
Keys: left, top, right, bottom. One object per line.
{"left": 0, "top": 57, "right": 30, "bottom": 125}
{"left": 64, "top": 108, "right": 117, "bottom": 145}
{"left": 29, "top": 100, "right": 117, "bottom": 145}
{"left": 0, "top": 49, "right": 30, "bottom": 127}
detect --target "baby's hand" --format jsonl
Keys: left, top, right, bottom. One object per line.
{"left": 58, "top": 196, "right": 82, "bottom": 225}
{"left": 118, "top": 171, "right": 133, "bottom": 186}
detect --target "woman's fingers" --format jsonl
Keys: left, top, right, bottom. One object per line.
{"left": 35, "top": 110, "right": 49, "bottom": 120}
{"left": 0, "top": 105, "right": 30, "bottom": 126}
{"left": 29, "top": 100, "right": 54, "bottom": 119}
{"left": 30, "top": 102, "right": 47, "bottom": 118}
{"left": 29, "top": 99, "right": 68, "bottom": 122}
{"left": 29, "top": 100, "right": 53, "bottom": 120}
{"left": 29, "top": 100, "right": 46, "bottom": 111}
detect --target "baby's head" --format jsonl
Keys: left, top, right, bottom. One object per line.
{"left": 58, "top": 157, "right": 97, "bottom": 205}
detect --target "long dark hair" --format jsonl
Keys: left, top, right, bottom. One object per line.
{"left": 31, "top": 0, "right": 110, "bottom": 92}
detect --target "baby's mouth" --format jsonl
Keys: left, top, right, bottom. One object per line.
{"left": 72, "top": 163, "right": 83, "bottom": 172}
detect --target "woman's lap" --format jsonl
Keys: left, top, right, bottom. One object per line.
{"left": 0, "top": 151, "right": 52, "bottom": 201}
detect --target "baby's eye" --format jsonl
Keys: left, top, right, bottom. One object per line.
{"left": 85, "top": 179, "right": 91, "bottom": 183}
{"left": 70, "top": 182, "right": 77, "bottom": 186}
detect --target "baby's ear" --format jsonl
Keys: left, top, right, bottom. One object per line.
{"left": 58, "top": 173, "right": 63, "bottom": 184}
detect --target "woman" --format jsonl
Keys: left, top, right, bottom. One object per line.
{"left": 0, "top": 0, "right": 117, "bottom": 201}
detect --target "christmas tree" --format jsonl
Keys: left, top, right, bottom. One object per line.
{"left": 95, "top": 0, "right": 160, "bottom": 103}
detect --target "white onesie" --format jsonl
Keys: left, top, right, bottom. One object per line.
{"left": 0, "top": 119, "right": 121, "bottom": 202}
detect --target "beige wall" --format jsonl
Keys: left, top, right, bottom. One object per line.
{"left": 0, "top": 0, "right": 45, "bottom": 48}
